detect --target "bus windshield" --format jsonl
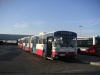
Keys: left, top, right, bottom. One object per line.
{"left": 54, "top": 36, "right": 77, "bottom": 47}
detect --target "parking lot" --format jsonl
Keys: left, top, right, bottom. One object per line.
{"left": 0, "top": 46, "right": 100, "bottom": 74}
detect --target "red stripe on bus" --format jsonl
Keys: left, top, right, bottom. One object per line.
{"left": 36, "top": 49, "right": 43, "bottom": 56}
{"left": 29, "top": 48, "right": 32, "bottom": 53}
{"left": 25, "top": 47, "right": 30, "bottom": 51}
{"left": 22, "top": 46, "right": 24, "bottom": 50}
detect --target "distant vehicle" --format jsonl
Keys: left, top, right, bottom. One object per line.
{"left": 5, "top": 40, "right": 17, "bottom": 45}
{"left": 29, "top": 31, "right": 77, "bottom": 60}
{"left": 77, "top": 36, "right": 100, "bottom": 56}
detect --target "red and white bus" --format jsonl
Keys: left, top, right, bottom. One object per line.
{"left": 77, "top": 36, "right": 100, "bottom": 56}
{"left": 18, "top": 39, "right": 20, "bottom": 47}
{"left": 29, "top": 36, "right": 34, "bottom": 53}
{"left": 24, "top": 37, "right": 30, "bottom": 51}
{"left": 21, "top": 38, "right": 25, "bottom": 50}
{"left": 19, "top": 38, "right": 24, "bottom": 49}
{"left": 31, "top": 31, "right": 77, "bottom": 60}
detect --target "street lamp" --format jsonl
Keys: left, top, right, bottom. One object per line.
{"left": 79, "top": 26, "right": 83, "bottom": 37}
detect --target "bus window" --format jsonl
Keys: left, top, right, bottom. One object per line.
{"left": 95, "top": 37, "right": 100, "bottom": 45}
{"left": 67, "top": 36, "right": 77, "bottom": 47}
{"left": 54, "top": 36, "right": 77, "bottom": 47}
{"left": 77, "top": 39, "right": 93, "bottom": 47}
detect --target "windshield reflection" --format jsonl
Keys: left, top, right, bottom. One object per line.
{"left": 54, "top": 36, "right": 77, "bottom": 47}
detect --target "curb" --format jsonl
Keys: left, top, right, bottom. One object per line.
{"left": 90, "top": 62, "right": 100, "bottom": 66}
{"left": 82, "top": 60, "right": 100, "bottom": 66}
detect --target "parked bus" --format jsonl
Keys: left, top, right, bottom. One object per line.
{"left": 19, "top": 38, "right": 24, "bottom": 49}
{"left": 18, "top": 39, "right": 20, "bottom": 47}
{"left": 24, "top": 37, "right": 30, "bottom": 51}
{"left": 29, "top": 36, "right": 34, "bottom": 53}
{"left": 31, "top": 31, "right": 77, "bottom": 60}
{"left": 31, "top": 35, "right": 39, "bottom": 54}
{"left": 77, "top": 36, "right": 100, "bottom": 56}
{"left": 22, "top": 37, "right": 27, "bottom": 50}
{"left": 21, "top": 38, "right": 25, "bottom": 50}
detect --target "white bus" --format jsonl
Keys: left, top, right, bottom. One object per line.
{"left": 19, "top": 38, "right": 24, "bottom": 49}
{"left": 31, "top": 31, "right": 77, "bottom": 60}
{"left": 24, "top": 37, "right": 30, "bottom": 51}
{"left": 77, "top": 36, "right": 100, "bottom": 55}
{"left": 18, "top": 39, "right": 20, "bottom": 47}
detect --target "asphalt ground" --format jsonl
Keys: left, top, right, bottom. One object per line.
{"left": 0, "top": 45, "right": 100, "bottom": 75}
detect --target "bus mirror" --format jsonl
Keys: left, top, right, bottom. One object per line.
{"left": 52, "top": 37, "right": 54, "bottom": 41}
{"left": 52, "top": 42, "right": 56, "bottom": 47}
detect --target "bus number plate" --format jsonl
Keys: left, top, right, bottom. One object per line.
{"left": 60, "top": 54, "right": 65, "bottom": 56}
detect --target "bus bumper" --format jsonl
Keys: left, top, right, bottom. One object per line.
{"left": 52, "top": 52, "right": 77, "bottom": 58}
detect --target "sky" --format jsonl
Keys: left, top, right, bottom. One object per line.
{"left": 0, "top": 0, "right": 100, "bottom": 37}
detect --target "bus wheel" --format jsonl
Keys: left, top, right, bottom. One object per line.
{"left": 42, "top": 52, "right": 47, "bottom": 59}
{"left": 77, "top": 49, "right": 81, "bottom": 54}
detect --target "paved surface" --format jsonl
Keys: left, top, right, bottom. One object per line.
{"left": 0, "top": 46, "right": 100, "bottom": 75}
{"left": 77, "top": 54, "right": 100, "bottom": 66}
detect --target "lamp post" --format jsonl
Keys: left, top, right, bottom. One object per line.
{"left": 79, "top": 26, "right": 83, "bottom": 37}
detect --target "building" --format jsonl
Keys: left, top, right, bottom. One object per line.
{"left": 0, "top": 34, "right": 32, "bottom": 45}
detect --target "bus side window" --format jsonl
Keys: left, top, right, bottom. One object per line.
{"left": 31, "top": 39, "right": 33, "bottom": 43}
{"left": 39, "top": 38, "right": 42, "bottom": 44}
{"left": 43, "top": 39, "right": 46, "bottom": 44}
{"left": 36, "top": 37, "right": 39, "bottom": 44}
{"left": 27, "top": 39, "right": 28, "bottom": 43}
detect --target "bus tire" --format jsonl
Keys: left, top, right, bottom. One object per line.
{"left": 77, "top": 48, "right": 81, "bottom": 54}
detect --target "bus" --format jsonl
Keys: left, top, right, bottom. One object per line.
{"left": 31, "top": 31, "right": 77, "bottom": 60}
{"left": 21, "top": 38, "right": 25, "bottom": 50}
{"left": 77, "top": 36, "right": 100, "bottom": 56}
{"left": 18, "top": 39, "right": 20, "bottom": 47}
{"left": 19, "top": 38, "right": 24, "bottom": 49}
{"left": 24, "top": 37, "right": 30, "bottom": 51}
{"left": 29, "top": 36, "right": 34, "bottom": 53}
{"left": 31, "top": 35, "right": 39, "bottom": 54}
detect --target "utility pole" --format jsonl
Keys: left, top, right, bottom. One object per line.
{"left": 79, "top": 26, "right": 83, "bottom": 37}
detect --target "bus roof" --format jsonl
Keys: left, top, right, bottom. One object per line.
{"left": 38, "top": 31, "right": 77, "bottom": 36}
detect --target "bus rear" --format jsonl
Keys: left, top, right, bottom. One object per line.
{"left": 87, "top": 37, "right": 100, "bottom": 56}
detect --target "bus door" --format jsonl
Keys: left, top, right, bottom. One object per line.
{"left": 47, "top": 36, "right": 53, "bottom": 57}
{"left": 33, "top": 37, "right": 36, "bottom": 54}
